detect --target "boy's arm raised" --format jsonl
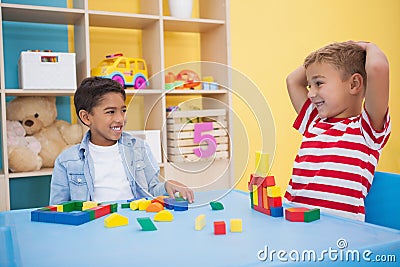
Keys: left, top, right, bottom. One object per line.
{"left": 286, "top": 66, "right": 309, "bottom": 114}
{"left": 357, "top": 42, "right": 389, "bottom": 130}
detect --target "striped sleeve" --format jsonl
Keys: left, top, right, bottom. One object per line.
{"left": 360, "top": 108, "right": 391, "bottom": 150}
{"left": 293, "top": 99, "right": 318, "bottom": 135}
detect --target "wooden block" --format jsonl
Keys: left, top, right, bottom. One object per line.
{"left": 252, "top": 185, "right": 258, "bottom": 206}
{"left": 137, "top": 217, "right": 157, "bottom": 231}
{"left": 255, "top": 151, "right": 269, "bottom": 177}
{"left": 214, "top": 221, "right": 226, "bottom": 235}
{"left": 230, "top": 218, "right": 242, "bottom": 233}
{"left": 267, "top": 186, "right": 281, "bottom": 198}
{"left": 104, "top": 213, "right": 128, "bottom": 228}
{"left": 253, "top": 205, "right": 271, "bottom": 215}
{"left": 261, "top": 176, "right": 276, "bottom": 187}
{"left": 82, "top": 201, "right": 98, "bottom": 211}
{"left": 262, "top": 188, "right": 269, "bottom": 209}
{"left": 210, "top": 201, "right": 224, "bottom": 210}
{"left": 154, "top": 210, "right": 174, "bottom": 222}
{"left": 146, "top": 202, "right": 164, "bottom": 212}
{"left": 138, "top": 200, "right": 152, "bottom": 211}
{"left": 270, "top": 206, "right": 283, "bottom": 217}
{"left": 304, "top": 208, "right": 320, "bottom": 222}
{"left": 267, "top": 196, "right": 282, "bottom": 208}
{"left": 195, "top": 214, "right": 206, "bottom": 230}
{"left": 285, "top": 207, "right": 309, "bottom": 222}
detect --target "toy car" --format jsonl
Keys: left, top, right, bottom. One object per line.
{"left": 91, "top": 53, "right": 149, "bottom": 89}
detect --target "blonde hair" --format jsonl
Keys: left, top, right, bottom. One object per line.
{"left": 304, "top": 42, "right": 367, "bottom": 84}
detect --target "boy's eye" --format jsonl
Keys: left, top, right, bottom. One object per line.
{"left": 315, "top": 81, "right": 323, "bottom": 87}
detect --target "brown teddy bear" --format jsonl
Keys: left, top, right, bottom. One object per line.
{"left": 6, "top": 96, "right": 86, "bottom": 170}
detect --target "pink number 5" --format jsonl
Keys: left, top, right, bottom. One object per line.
{"left": 193, "top": 122, "right": 217, "bottom": 158}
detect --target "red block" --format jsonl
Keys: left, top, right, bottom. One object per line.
{"left": 248, "top": 174, "right": 265, "bottom": 191}
{"left": 261, "top": 176, "right": 276, "bottom": 187}
{"left": 257, "top": 186, "right": 264, "bottom": 208}
{"left": 90, "top": 205, "right": 111, "bottom": 219}
{"left": 254, "top": 205, "right": 271, "bottom": 215}
{"left": 214, "top": 221, "right": 226, "bottom": 235}
{"left": 285, "top": 207, "right": 309, "bottom": 222}
{"left": 267, "top": 196, "right": 282, "bottom": 208}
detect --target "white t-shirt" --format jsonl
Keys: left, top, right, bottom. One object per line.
{"left": 89, "top": 141, "right": 134, "bottom": 202}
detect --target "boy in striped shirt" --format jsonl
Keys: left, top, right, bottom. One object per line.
{"left": 284, "top": 41, "right": 391, "bottom": 221}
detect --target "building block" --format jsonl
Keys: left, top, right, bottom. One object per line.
{"left": 54, "top": 211, "right": 90, "bottom": 225}
{"left": 139, "top": 200, "right": 152, "bottom": 211}
{"left": 214, "top": 221, "right": 226, "bottom": 235}
{"left": 230, "top": 219, "right": 242, "bottom": 233}
{"left": 261, "top": 176, "right": 276, "bottom": 187}
{"left": 270, "top": 206, "right": 283, "bottom": 217}
{"left": 146, "top": 202, "right": 164, "bottom": 212}
{"left": 174, "top": 200, "right": 188, "bottom": 211}
{"left": 130, "top": 199, "right": 144, "bottom": 211}
{"left": 250, "top": 191, "right": 254, "bottom": 209}
{"left": 252, "top": 185, "right": 258, "bottom": 206}
{"left": 31, "top": 210, "right": 40, "bottom": 221}
{"left": 258, "top": 186, "right": 264, "bottom": 208}
{"left": 253, "top": 205, "right": 271, "bottom": 215}
{"left": 90, "top": 205, "right": 111, "bottom": 219}
{"left": 164, "top": 198, "right": 175, "bottom": 210}
{"left": 304, "top": 208, "right": 320, "bottom": 222}
{"left": 154, "top": 210, "right": 174, "bottom": 222}
{"left": 210, "top": 201, "right": 224, "bottom": 210}
{"left": 82, "top": 201, "right": 98, "bottom": 211}
{"left": 136, "top": 217, "right": 157, "bottom": 231}
{"left": 267, "top": 186, "right": 281, "bottom": 198}
{"left": 121, "top": 203, "right": 130, "bottom": 209}
{"left": 255, "top": 151, "right": 269, "bottom": 177}
{"left": 267, "top": 196, "right": 282, "bottom": 208}
{"left": 195, "top": 214, "right": 206, "bottom": 230}
{"left": 62, "top": 201, "right": 81, "bottom": 212}
{"left": 45, "top": 206, "right": 58, "bottom": 212}
{"left": 152, "top": 196, "right": 167, "bottom": 207}
{"left": 56, "top": 205, "right": 63, "bottom": 212}
{"left": 104, "top": 213, "right": 128, "bottom": 228}
{"left": 84, "top": 209, "right": 96, "bottom": 221}
{"left": 248, "top": 174, "right": 265, "bottom": 191}
{"left": 262, "top": 188, "right": 268, "bottom": 209}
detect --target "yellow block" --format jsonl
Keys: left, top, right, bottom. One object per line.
{"left": 82, "top": 201, "right": 98, "bottom": 211}
{"left": 154, "top": 210, "right": 174, "bottom": 222}
{"left": 195, "top": 214, "right": 206, "bottom": 230}
{"left": 252, "top": 185, "right": 258, "bottom": 206}
{"left": 130, "top": 198, "right": 145, "bottom": 210}
{"left": 104, "top": 213, "right": 129, "bottom": 228}
{"left": 230, "top": 218, "right": 243, "bottom": 232}
{"left": 56, "top": 205, "right": 63, "bottom": 212}
{"left": 138, "top": 200, "right": 152, "bottom": 211}
{"left": 267, "top": 186, "right": 281, "bottom": 197}
{"left": 255, "top": 151, "right": 269, "bottom": 177}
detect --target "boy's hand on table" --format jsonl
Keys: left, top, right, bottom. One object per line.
{"left": 165, "top": 180, "right": 194, "bottom": 203}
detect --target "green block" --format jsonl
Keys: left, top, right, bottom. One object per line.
{"left": 210, "top": 201, "right": 224, "bottom": 210}
{"left": 84, "top": 210, "right": 96, "bottom": 220}
{"left": 121, "top": 203, "right": 130, "bottom": 209}
{"left": 175, "top": 197, "right": 186, "bottom": 202}
{"left": 137, "top": 217, "right": 157, "bottom": 231}
{"left": 250, "top": 192, "right": 254, "bottom": 209}
{"left": 39, "top": 207, "right": 51, "bottom": 211}
{"left": 304, "top": 208, "right": 320, "bottom": 222}
{"left": 62, "top": 201, "right": 80, "bottom": 212}
{"left": 110, "top": 203, "right": 118, "bottom": 213}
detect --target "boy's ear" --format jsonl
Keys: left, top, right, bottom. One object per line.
{"left": 78, "top": 110, "right": 91, "bottom": 126}
{"left": 349, "top": 73, "right": 364, "bottom": 95}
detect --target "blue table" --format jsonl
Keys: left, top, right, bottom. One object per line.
{"left": 1, "top": 190, "right": 399, "bottom": 267}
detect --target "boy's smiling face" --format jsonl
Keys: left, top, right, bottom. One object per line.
{"left": 84, "top": 92, "right": 126, "bottom": 146}
{"left": 306, "top": 62, "right": 360, "bottom": 119}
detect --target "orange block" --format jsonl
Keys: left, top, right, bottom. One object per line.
{"left": 146, "top": 202, "right": 164, "bottom": 212}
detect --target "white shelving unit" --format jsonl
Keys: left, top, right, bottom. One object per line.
{"left": 0, "top": 0, "right": 232, "bottom": 211}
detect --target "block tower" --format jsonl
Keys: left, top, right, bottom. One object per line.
{"left": 248, "top": 152, "right": 283, "bottom": 217}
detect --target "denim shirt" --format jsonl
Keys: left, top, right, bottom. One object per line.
{"left": 49, "top": 131, "right": 166, "bottom": 205}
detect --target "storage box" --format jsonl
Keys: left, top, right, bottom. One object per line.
{"left": 126, "top": 130, "right": 162, "bottom": 164}
{"left": 18, "top": 51, "right": 76, "bottom": 89}
{"left": 166, "top": 109, "right": 229, "bottom": 162}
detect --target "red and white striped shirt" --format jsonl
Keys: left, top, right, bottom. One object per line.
{"left": 284, "top": 99, "right": 391, "bottom": 221}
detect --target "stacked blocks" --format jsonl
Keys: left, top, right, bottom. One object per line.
{"left": 285, "top": 207, "right": 320, "bottom": 222}
{"left": 31, "top": 201, "right": 116, "bottom": 226}
{"left": 164, "top": 197, "right": 188, "bottom": 211}
{"left": 249, "top": 152, "right": 283, "bottom": 217}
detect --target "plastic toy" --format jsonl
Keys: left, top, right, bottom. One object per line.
{"left": 195, "top": 214, "right": 206, "bottom": 230}
{"left": 91, "top": 53, "right": 149, "bottom": 89}
{"left": 285, "top": 207, "right": 320, "bottom": 222}
{"left": 154, "top": 210, "right": 174, "bottom": 222}
{"left": 104, "top": 213, "right": 129, "bottom": 228}
{"left": 210, "top": 201, "right": 224, "bottom": 210}
{"left": 213, "top": 221, "right": 226, "bottom": 235}
{"left": 136, "top": 217, "right": 157, "bottom": 231}
{"left": 164, "top": 69, "right": 201, "bottom": 90}
{"left": 230, "top": 219, "right": 242, "bottom": 233}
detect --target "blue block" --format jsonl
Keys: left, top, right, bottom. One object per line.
{"left": 30, "top": 211, "right": 40, "bottom": 222}
{"left": 164, "top": 198, "right": 175, "bottom": 210}
{"left": 54, "top": 211, "right": 91, "bottom": 225}
{"left": 37, "top": 211, "right": 56, "bottom": 223}
{"left": 270, "top": 206, "right": 283, "bottom": 217}
{"left": 174, "top": 200, "right": 188, "bottom": 211}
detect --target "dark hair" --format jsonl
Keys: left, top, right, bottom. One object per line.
{"left": 74, "top": 77, "right": 126, "bottom": 123}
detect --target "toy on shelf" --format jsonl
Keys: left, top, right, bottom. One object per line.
{"left": 31, "top": 201, "right": 117, "bottom": 226}
{"left": 164, "top": 70, "right": 206, "bottom": 90}
{"left": 202, "top": 76, "right": 218, "bottom": 90}
{"left": 91, "top": 53, "right": 149, "bottom": 89}
{"left": 248, "top": 152, "right": 283, "bottom": 217}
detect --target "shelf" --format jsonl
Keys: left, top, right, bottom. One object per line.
{"left": 1, "top": 3, "right": 84, "bottom": 25}
{"left": 125, "top": 89, "right": 164, "bottom": 95}
{"left": 88, "top": 10, "right": 159, "bottom": 29}
{"left": 166, "top": 89, "right": 227, "bottom": 95}
{"left": 163, "top": 16, "right": 225, "bottom": 32}
{"left": 9, "top": 168, "right": 53, "bottom": 179}
{"left": 5, "top": 89, "right": 76, "bottom": 96}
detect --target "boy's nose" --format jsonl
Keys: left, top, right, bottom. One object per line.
{"left": 307, "top": 86, "right": 317, "bottom": 98}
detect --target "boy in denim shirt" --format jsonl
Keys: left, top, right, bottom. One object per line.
{"left": 50, "top": 77, "right": 194, "bottom": 205}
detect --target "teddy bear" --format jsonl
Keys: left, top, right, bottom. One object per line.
{"left": 7, "top": 120, "right": 42, "bottom": 172}
{"left": 6, "top": 96, "right": 86, "bottom": 170}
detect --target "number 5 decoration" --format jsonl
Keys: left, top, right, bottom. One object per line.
{"left": 193, "top": 122, "right": 217, "bottom": 158}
